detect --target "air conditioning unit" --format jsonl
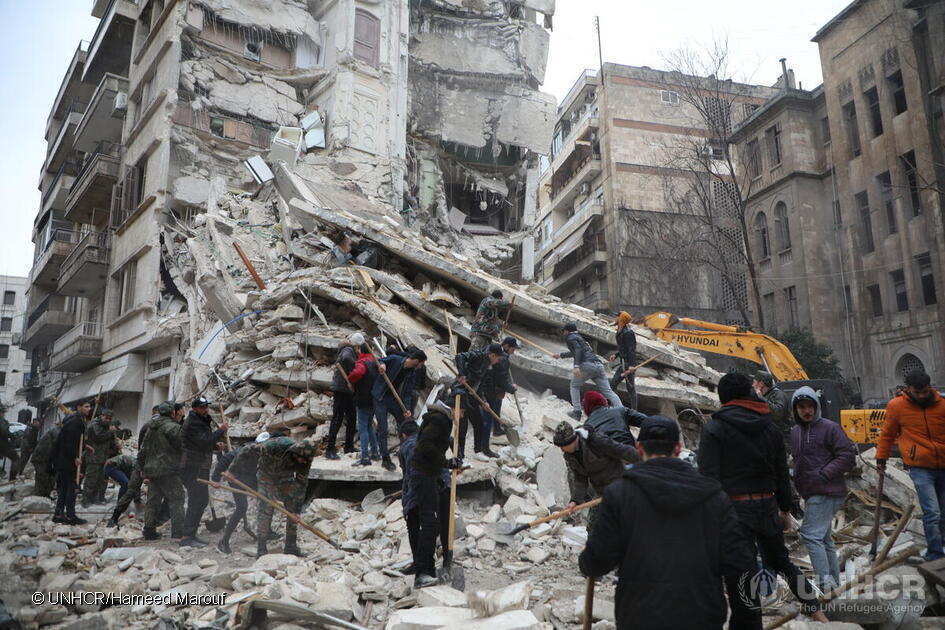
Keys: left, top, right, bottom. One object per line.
{"left": 243, "top": 40, "right": 262, "bottom": 62}
{"left": 580, "top": 182, "right": 592, "bottom": 196}
{"left": 112, "top": 92, "right": 128, "bottom": 118}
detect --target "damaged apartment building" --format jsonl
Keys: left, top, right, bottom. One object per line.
{"left": 20, "top": 0, "right": 588, "bottom": 433}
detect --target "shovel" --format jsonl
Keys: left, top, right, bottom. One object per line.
{"left": 444, "top": 363, "right": 520, "bottom": 447}
{"left": 485, "top": 497, "right": 603, "bottom": 545}
{"left": 206, "top": 502, "right": 226, "bottom": 533}
{"left": 438, "top": 394, "right": 466, "bottom": 591}
{"left": 362, "top": 488, "right": 403, "bottom": 515}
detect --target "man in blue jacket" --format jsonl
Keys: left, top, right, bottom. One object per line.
{"left": 373, "top": 349, "right": 427, "bottom": 471}
{"left": 790, "top": 386, "right": 855, "bottom": 591}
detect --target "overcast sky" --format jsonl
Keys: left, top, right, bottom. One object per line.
{"left": 0, "top": 0, "right": 851, "bottom": 279}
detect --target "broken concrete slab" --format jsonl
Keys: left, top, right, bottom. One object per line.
{"left": 385, "top": 606, "right": 477, "bottom": 630}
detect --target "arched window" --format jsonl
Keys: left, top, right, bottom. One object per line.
{"left": 896, "top": 353, "right": 926, "bottom": 382}
{"left": 774, "top": 202, "right": 791, "bottom": 250}
{"left": 754, "top": 212, "right": 770, "bottom": 259}
{"left": 353, "top": 10, "right": 380, "bottom": 68}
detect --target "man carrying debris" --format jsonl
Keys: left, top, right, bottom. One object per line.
{"left": 139, "top": 401, "right": 186, "bottom": 541}
{"left": 697, "top": 373, "right": 827, "bottom": 626}
{"left": 326, "top": 332, "right": 364, "bottom": 460}
{"left": 179, "top": 396, "right": 227, "bottom": 548}
{"left": 553, "top": 322, "right": 621, "bottom": 420}
{"left": 582, "top": 391, "right": 647, "bottom": 446}
{"left": 373, "top": 349, "right": 427, "bottom": 471}
{"left": 10, "top": 413, "right": 39, "bottom": 482}
{"left": 103, "top": 453, "right": 137, "bottom": 507}
{"left": 451, "top": 344, "right": 503, "bottom": 460}
{"left": 579, "top": 416, "right": 756, "bottom": 630}
{"left": 877, "top": 369, "right": 945, "bottom": 561}
{"left": 553, "top": 418, "right": 639, "bottom": 523}
{"left": 256, "top": 436, "right": 317, "bottom": 557}
{"left": 349, "top": 344, "right": 381, "bottom": 467}
{"left": 81, "top": 408, "right": 118, "bottom": 507}
{"left": 407, "top": 405, "right": 463, "bottom": 588}
{"left": 52, "top": 399, "right": 92, "bottom": 525}
{"left": 790, "top": 386, "right": 855, "bottom": 591}
{"left": 31, "top": 421, "right": 60, "bottom": 498}
{"left": 470, "top": 290, "right": 511, "bottom": 351}
{"left": 214, "top": 432, "right": 272, "bottom": 554}
{"left": 753, "top": 371, "right": 790, "bottom": 448}
{"left": 609, "top": 311, "right": 638, "bottom": 409}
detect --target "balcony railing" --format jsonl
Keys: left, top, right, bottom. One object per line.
{"left": 53, "top": 321, "right": 103, "bottom": 356}
{"left": 60, "top": 231, "right": 110, "bottom": 275}
{"left": 70, "top": 141, "right": 121, "bottom": 193}
{"left": 86, "top": 0, "right": 117, "bottom": 63}
{"left": 26, "top": 294, "right": 71, "bottom": 329}
{"left": 41, "top": 158, "right": 81, "bottom": 208}
{"left": 35, "top": 228, "right": 78, "bottom": 263}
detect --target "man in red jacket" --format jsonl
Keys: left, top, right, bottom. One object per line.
{"left": 877, "top": 370, "right": 945, "bottom": 561}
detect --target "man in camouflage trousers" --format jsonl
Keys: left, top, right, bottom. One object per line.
{"left": 215, "top": 432, "right": 271, "bottom": 554}
{"left": 31, "top": 422, "right": 60, "bottom": 497}
{"left": 108, "top": 413, "right": 159, "bottom": 527}
{"left": 82, "top": 408, "right": 118, "bottom": 506}
{"left": 139, "top": 401, "right": 186, "bottom": 540}
{"left": 256, "top": 436, "right": 317, "bottom": 557}
{"left": 469, "top": 290, "right": 511, "bottom": 351}
{"left": 10, "top": 413, "right": 39, "bottom": 481}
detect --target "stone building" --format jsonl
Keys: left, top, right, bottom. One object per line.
{"left": 0, "top": 276, "right": 32, "bottom": 421}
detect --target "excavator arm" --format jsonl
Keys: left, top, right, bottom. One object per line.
{"left": 641, "top": 312, "right": 809, "bottom": 381}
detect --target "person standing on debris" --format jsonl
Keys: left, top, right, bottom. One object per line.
{"left": 553, "top": 418, "right": 640, "bottom": 523}
{"left": 139, "top": 401, "right": 186, "bottom": 541}
{"left": 877, "top": 369, "right": 945, "bottom": 561}
{"left": 790, "top": 386, "right": 856, "bottom": 591}
{"left": 349, "top": 344, "right": 381, "bottom": 467}
{"left": 609, "top": 311, "right": 639, "bottom": 409}
{"left": 103, "top": 453, "right": 136, "bottom": 506}
{"left": 579, "top": 416, "right": 756, "bottom": 630}
{"left": 697, "top": 373, "right": 827, "bottom": 626}
{"left": 214, "top": 432, "right": 271, "bottom": 554}
{"left": 0, "top": 406, "right": 16, "bottom": 476}
{"left": 108, "top": 408, "right": 160, "bottom": 527}
{"left": 31, "top": 421, "right": 60, "bottom": 498}
{"left": 553, "top": 322, "right": 622, "bottom": 420}
{"left": 473, "top": 337, "right": 520, "bottom": 459}
{"left": 51, "top": 400, "right": 92, "bottom": 525}
{"left": 450, "top": 344, "right": 503, "bottom": 460}
{"left": 81, "top": 408, "right": 117, "bottom": 507}
{"left": 753, "top": 372, "right": 790, "bottom": 448}
{"left": 374, "top": 349, "right": 428, "bottom": 471}
{"left": 582, "top": 391, "right": 647, "bottom": 446}
{"left": 326, "top": 332, "right": 364, "bottom": 460}
{"left": 10, "top": 413, "right": 40, "bottom": 482}
{"left": 256, "top": 436, "right": 317, "bottom": 557}
{"left": 408, "top": 405, "right": 463, "bottom": 588}
{"left": 179, "top": 396, "right": 227, "bottom": 548}
{"left": 470, "top": 290, "right": 511, "bottom": 351}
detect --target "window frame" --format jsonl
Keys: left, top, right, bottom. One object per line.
{"left": 2, "top": 291, "right": 14, "bottom": 306}
{"left": 754, "top": 212, "right": 770, "bottom": 260}
{"left": 765, "top": 124, "right": 783, "bottom": 166}
{"left": 856, "top": 191, "right": 874, "bottom": 253}
{"left": 353, "top": 9, "right": 381, "bottom": 68}
{"left": 864, "top": 86, "right": 883, "bottom": 137}
{"left": 890, "top": 268, "right": 909, "bottom": 312}
{"left": 916, "top": 252, "right": 937, "bottom": 306}
{"left": 774, "top": 202, "right": 791, "bottom": 251}
{"left": 784, "top": 285, "right": 799, "bottom": 328}
{"left": 843, "top": 100, "right": 861, "bottom": 158}
{"left": 888, "top": 70, "right": 908, "bottom": 115}
{"left": 877, "top": 171, "right": 896, "bottom": 235}
{"left": 867, "top": 284, "right": 883, "bottom": 317}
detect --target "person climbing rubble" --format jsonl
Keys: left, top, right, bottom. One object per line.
{"left": 103, "top": 452, "right": 136, "bottom": 508}
{"left": 51, "top": 399, "right": 92, "bottom": 525}
{"left": 553, "top": 322, "right": 622, "bottom": 420}
{"left": 349, "top": 343, "right": 381, "bottom": 467}
{"left": 326, "top": 332, "right": 364, "bottom": 460}
{"left": 582, "top": 390, "right": 647, "bottom": 446}
{"left": 470, "top": 290, "right": 512, "bottom": 351}
{"left": 81, "top": 408, "right": 118, "bottom": 507}
{"left": 139, "top": 401, "right": 186, "bottom": 541}
{"left": 373, "top": 349, "right": 427, "bottom": 471}
{"left": 474, "top": 336, "right": 520, "bottom": 457}
{"left": 256, "top": 436, "right": 317, "bottom": 557}
{"left": 450, "top": 344, "right": 503, "bottom": 460}
{"left": 609, "top": 311, "right": 639, "bottom": 409}
{"left": 179, "top": 396, "right": 227, "bottom": 548}
{"left": 214, "top": 431, "right": 274, "bottom": 554}
{"left": 108, "top": 406, "right": 161, "bottom": 527}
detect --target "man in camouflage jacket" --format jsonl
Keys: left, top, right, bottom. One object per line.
{"left": 213, "top": 432, "right": 271, "bottom": 554}
{"left": 139, "top": 401, "right": 185, "bottom": 541}
{"left": 256, "top": 436, "right": 317, "bottom": 557}
{"left": 82, "top": 408, "right": 118, "bottom": 506}
{"left": 31, "top": 423, "right": 60, "bottom": 497}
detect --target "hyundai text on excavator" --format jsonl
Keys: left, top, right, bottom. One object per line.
{"left": 640, "top": 312, "right": 883, "bottom": 445}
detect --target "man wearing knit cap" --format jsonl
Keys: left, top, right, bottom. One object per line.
{"left": 326, "top": 332, "right": 364, "bottom": 459}
{"left": 582, "top": 390, "right": 647, "bottom": 446}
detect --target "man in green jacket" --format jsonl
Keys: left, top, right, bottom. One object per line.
{"left": 82, "top": 408, "right": 118, "bottom": 506}
{"left": 256, "top": 436, "right": 317, "bottom": 557}
{"left": 139, "top": 401, "right": 186, "bottom": 541}
{"left": 11, "top": 414, "right": 40, "bottom": 482}
{"left": 31, "top": 423, "right": 60, "bottom": 497}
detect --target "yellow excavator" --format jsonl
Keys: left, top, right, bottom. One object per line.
{"left": 640, "top": 312, "right": 883, "bottom": 444}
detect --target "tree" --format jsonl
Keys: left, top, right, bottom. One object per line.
{"left": 776, "top": 327, "right": 843, "bottom": 382}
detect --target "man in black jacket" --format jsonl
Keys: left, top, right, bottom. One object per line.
{"left": 609, "top": 311, "right": 638, "bottom": 409}
{"left": 697, "top": 373, "right": 827, "bottom": 627}
{"left": 179, "top": 396, "right": 227, "bottom": 547}
{"left": 52, "top": 400, "right": 92, "bottom": 525}
{"left": 580, "top": 416, "right": 756, "bottom": 630}
{"left": 450, "top": 344, "right": 502, "bottom": 459}
{"left": 326, "top": 333, "right": 363, "bottom": 459}
{"left": 473, "top": 337, "right": 519, "bottom": 460}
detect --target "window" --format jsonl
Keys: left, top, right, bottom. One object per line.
{"left": 867, "top": 284, "right": 884, "bottom": 317}
{"left": 821, "top": 116, "right": 831, "bottom": 144}
{"left": 897, "top": 353, "right": 926, "bottom": 381}
{"left": 118, "top": 260, "right": 138, "bottom": 315}
{"left": 765, "top": 124, "right": 783, "bottom": 166}
{"left": 2, "top": 291, "right": 13, "bottom": 306}
{"left": 0, "top": 372, "right": 5, "bottom": 386}
{"left": 660, "top": 90, "right": 680, "bottom": 106}
{"left": 353, "top": 10, "right": 380, "bottom": 68}
{"left": 843, "top": 101, "right": 861, "bottom": 157}
{"left": 0, "top": 317, "right": 10, "bottom": 332}
{"left": 705, "top": 96, "right": 731, "bottom": 135}
{"left": 0, "top": 345, "right": 8, "bottom": 359}
{"left": 856, "top": 191, "right": 874, "bottom": 252}
{"left": 784, "top": 286, "right": 799, "bottom": 328}
{"left": 754, "top": 212, "right": 770, "bottom": 259}
{"left": 832, "top": 200, "right": 843, "bottom": 226}
{"left": 844, "top": 285, "right": 853, "bottom": 316}
{"left": 916, "top": 253, "right": 937, "bottom": 306}
{"left": 865, "top": 87, "right": 883, "bottom": 137}
{"left": 763, "top": 293, "right": 776, "bottom": 329}
{"left": 888, "top": 71, "right": 907, "bottom": 115}
{"left": 877, "top": 172, "right": 896, "bottom": 234}
{"left": 900, "top": 151, "right": 921, "bottom": 215}
{"left": 890, "top": 269, "right": 909, "bottom": 312}
{"left": 743, "top": 103, "right": 759, "bottom": 119}
{"left": 746, "top": 139, "right": 761, "bottom": 179}
{"left": 774, "top": 202, "right": 791, "bottom": 251}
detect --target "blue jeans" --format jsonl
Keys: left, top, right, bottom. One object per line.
{"left": 357, "top": 406, "right": 379, "bottom": 463}
{"left": 104, "top": 464, "right": 129, "bottom": 502}
{"left": 908, "top": 466, "right": 945, "bottom": 560}
{"left": 373, "top": 398, "right": 405, "bottom": 458}
{"left": 570, "top": 362, "right": 622, "bottom": 415}
{"left": 799, "top": 494, "right": 845, "bottom": 590}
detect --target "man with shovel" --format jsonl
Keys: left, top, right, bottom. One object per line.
{"left": 213, "top": 431, "right": 273, "bottom": 554}
{"left": 179, "top": 396, "right": 228, "bottom": 548}
{"left": 256, "top": 436, "right": 317, "bottom": 557}
{"left": 451, "top": 344, "right": 504, "bottom": 460}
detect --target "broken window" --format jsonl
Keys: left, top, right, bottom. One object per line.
{"left": 867, "top": 284, "right": 883, "bottom": 317}
{"left": 856, "top": 191, "right": 874, "bottom": 253}
{"left": 746, "top": 139, "right": 761, "bottom": 179}
{"left": 890, "top": 269, "right": 908, "bottom": 312}
{"left": 353, "top": 10, "right": 380, "bottom": 68}
{"left": 765, "top": 124, "right": 782, "bottom": 166}
{"left": 900, "top": 150, "right": 921, "bottom": 215}
{"left": 877, "top": 172, "right": 896, "bottom": 235}
{"left": 916, "top": 253, "right": 937, "bottom": 306}
{"left": 888, "top": 70, "right": 907, "bottom": 115}
{"left": 784, "top": 286, "right": 798, "bottom": 328}
{"left": 0, "top": 317, "right": 11, "bottom": 332}
{"left": 843, "top": 101, "right": 861, "bottom": 158}
{"left": 865, "top": 87, "right": 883, "bottom": 137}
{"left": 753, "top": 212, "right": 770, "bottom": 259}
{"left": 774, "top": 202, "right": 790, "bottom": 251}
{"left": 2, "top": 291, "right": 14, "bottom": 306}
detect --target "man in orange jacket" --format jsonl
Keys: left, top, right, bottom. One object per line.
{"left": 876, "top": 370, "right": 945, "bottom": 561}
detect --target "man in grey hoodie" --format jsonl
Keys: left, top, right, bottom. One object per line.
{"left": 789, "top": 386, "right": 856, "bottom": 591}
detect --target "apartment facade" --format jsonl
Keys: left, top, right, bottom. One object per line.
{"left": 0, "top": 276, "right": 32, "bottom": 421}
{"left": 535, "top": 64, "right": 778, "bottom": 323}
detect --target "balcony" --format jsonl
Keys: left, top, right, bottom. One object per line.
{"left": 74, "top": 74, "right": 128, "bottom": 152}
{"left": 545, "top": 153, "right": 603, "bottom": 215}
{"left": 543, "top": 197, "right": 605, "bottom": 253}
{"left": 65, "top": 142, "right": 121, "bottom": 225}
{"left": 547, "top": 232, "right": 608, "bottom": 294}
{"left": 45, "top": 43, "right": 89, "bottom": 140}
{"left": 51, "top": 322, "right": 104, "bottom": 372}
{"left": 22, "top": 296, "right": 75, "bottom": 349}
{"left": 58, "top": 232, "right": 111, "bottom": 296}
{"left": 83, "top": 0, "right": 135, "bottom": 85}
{"left": 550, "top": 109, "right": 600, "bottom": 173}
{"left": 42, "top": 100, "right": 86, "bottom": 178}
{"left": 40, "top": 157, "right": 82, "bottom": 216}
{"left": 29, "top": 229, "right": 78, "bottom": 289}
